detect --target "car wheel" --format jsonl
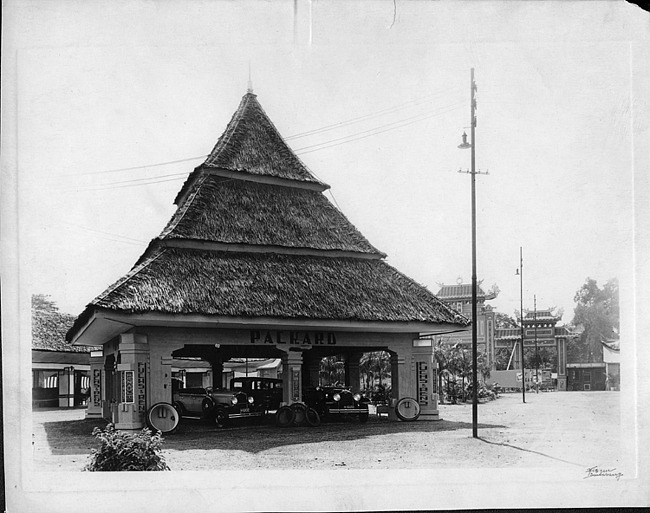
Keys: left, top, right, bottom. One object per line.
{"left": 395, "top": 397, "right": 421, "bottom": 422}
{"left": 201, "top": 398, "right": 215, "bottom": 418}
{"left": 276, "top": 405, "right": 296, "bottom": 427}
{"left": 305, "top": 407, "right": 321, "bottom": 427}
{"left": 173, "top": 401, "right": 185, "bottom": 417}
{"left": 213, "top": 407, "right": 228, "bottom": 429}
{"left": 358, "top": 411, "right": 369, "bottom": 423}
{"left": 290, "top": 402, "right": 307, "bottom": 426}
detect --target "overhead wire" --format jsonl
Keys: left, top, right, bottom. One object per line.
{"left": 284, "top": 85, "right": 459, "bottom": 140}
{"left": 65, "top": 87, "right": 461, "bottom": 179}
{"left": 64, "top": 95, "right": 465, "bottom": 191}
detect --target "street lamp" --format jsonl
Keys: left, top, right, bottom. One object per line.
{"left": 457, "top": 68, "right": 479, "bottom": 438}
{"left": 515, "top": 247, "right": 526, "bottom": 403}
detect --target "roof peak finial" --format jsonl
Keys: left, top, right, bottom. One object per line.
{"left": 247, "top": 62, "right": 254, "bottom": 94}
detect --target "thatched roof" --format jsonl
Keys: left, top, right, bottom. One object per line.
{"left": 85, "top": 247, "right": 467, "bottom": 325}
{"left": 160, "top": 177, "right": 382, "bottom": 254}
{"left": 175, "top": 92, "right": 326, "bottom": 205}
{"left": 67, "top": 91, "right": 469, "bottom": 344}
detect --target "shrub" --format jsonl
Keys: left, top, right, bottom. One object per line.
{"left": 84, "top": 423, "right": 170, "bottom": 471}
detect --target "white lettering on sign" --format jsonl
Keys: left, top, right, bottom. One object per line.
{"left": 251, "top": 330, "right": 337, "bottom": 345}
{"left": 417, "top": 361, "right": 429, "bottom": 406}
{"left": 92, "top": 369, "right": 102, "bottom": 407}
{"left": 121, "top": 370, "right": 135, "bottom": 404}
{"left": 137, "top": 362, "right": 146, "bottom": 414}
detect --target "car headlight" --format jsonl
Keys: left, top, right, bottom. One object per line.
{"left": 247, "top": 396, "right": 254, "bottom": 404}
{"left": 333, "top": 393, "right": 341, "bottom": 402}
{"left": 231, "top": 397, "right": 238, "bottom": 405}
{"left": 353, "top": 393, "right": 361, "bottom": 402}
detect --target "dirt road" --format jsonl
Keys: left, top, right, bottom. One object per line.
{"left": 32, "top": 391, "right": 621, "bottom": 472}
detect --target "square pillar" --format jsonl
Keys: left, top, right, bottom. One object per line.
{"left": 114, "top": 333, "right": 150, "bottom": 430}
{"left": 302, "top": 356, "right": 321, "bottom": 389}
{"left": 86, "top": 350, "right": 104, "bottom": 419}
{"left": 280, "top": 350, "right": 303, "bottom": 405}
{"left": 344, "top": 353, "right": 362, "bottom": 390}
{"left": 58, "top": 367, "right": 75, "bottom": 408}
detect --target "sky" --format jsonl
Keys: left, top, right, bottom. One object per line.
{"left": 3, "top": 0, "right": 648, "bottom": 327}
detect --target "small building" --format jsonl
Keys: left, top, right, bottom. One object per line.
{"left": 601, "top": 337, "right": 620, "bottom": 390}
{"left": 566, "top": 363, "right": 607, "bottom": 391}
{"left": 66, "top": 89, "right": 469, "bottom": 429}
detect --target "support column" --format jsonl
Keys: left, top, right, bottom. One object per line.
{"left": 58, "top": 366, "right": 75, "bottom": 408}
{"left": 212, "top": 359, "right": 224, "bottom": 389}
{"left": 302, "top": 355, "right": 321, "bottom": 389}
{"left": 344, "top": 353, "right": 362, "bottom": 391}
{"left": 389, "top": 351, "right": 411, "bottom": 421}
{"left": 86, "top": 350, "right": 104, "bottom": 419}
{"left": 114, "top": 333, "right": 150, "bottom": 430}
{"left": 280, "top": 350, "right": 304, "bottom": 405}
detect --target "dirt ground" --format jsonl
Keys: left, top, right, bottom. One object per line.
{"left": 31, "top": 391, "right": 622, "bottom": 473}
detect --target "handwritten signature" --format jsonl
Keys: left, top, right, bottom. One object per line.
{"left": 584, "top": 466, "right": 623, "bottom": 481}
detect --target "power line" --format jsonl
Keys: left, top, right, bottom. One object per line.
{"left": 64, "top": 89, "right": 461, "bottom": 178}
{"left": 284, "top": 85, "right": 459, "bottom": 140}
{"left": 295, "top": 101, "right": 465, "bottom": 155}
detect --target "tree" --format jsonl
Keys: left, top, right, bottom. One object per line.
{"left": 570, "top": 278, "right": 619, "bottom": 363}
{"left": 319, "top": 356, "right": 344, "bottom": 385}
{"left": 494, "top": 347, "right": 512, "bottom": 370}
{"left": 31, "top": 294, "right": 85, "bottom": 352}
{"left": 494, "top": 312, "right": 518, "bottom": 329}
{"left": 359, "top": 351, "right": 391, "bottom": 391}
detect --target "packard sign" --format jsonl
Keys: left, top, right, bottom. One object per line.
{"left": 251, "top": 330, "right": 337, "bottom": 345}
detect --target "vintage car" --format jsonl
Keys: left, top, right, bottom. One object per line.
{"left": 303, "top": 385, "right": 370, "bottom": 423}
{"left": 172, "top": 383, "right": 266, "bottom": 428}
{"left": 230, "top": 377, "right": 283, "bottom": 411}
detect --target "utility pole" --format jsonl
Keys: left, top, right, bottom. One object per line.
{"left": 457, "top": 68, "right": 487, "bottom": 439}
{"left": 516, "top": 247, "right": 526, "bottom": 403}
{"left": 534, "top": 295, "right": 539, "bottom": 393}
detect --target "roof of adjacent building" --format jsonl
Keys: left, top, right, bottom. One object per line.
{"left": 32, "top": 349, "right": 90, "bottom": 365}
{"left": 436, "top": 283, "right": 495, "bottom": 301}
{"left": 523, "top": 309, "right": 561, "bottom": 322}
{"left": 67, "top": 92, "right": 468, "bottom": 343}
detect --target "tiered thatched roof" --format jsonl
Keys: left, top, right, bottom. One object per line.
{"left": 160, "top": 178, "right": 382, "bottom": 254}
{"left": 67, "top": 91, "right": 468, "bottom": 343}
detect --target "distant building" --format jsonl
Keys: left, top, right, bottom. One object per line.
{"left": 601, "top": 336, "right": 620, "bottom": 390}
{"left": 435, "top": 282, "right": 497, "bottom": 366}
{"left": 32, "top": 346, "right": 94, "bottom": 408}
{"left": 495, "top": 308, "right": 573, "bottom": 391}
{"left": 566, "top": 363, "right": 606, "bottom": 391}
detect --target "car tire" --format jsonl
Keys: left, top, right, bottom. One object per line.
{"left": 290, "top": 402, "right": 308, "bottom": 426}
{"left": 305, "top": 407, "right": 321, "bottom": 427}
{"left": 213, "top": 407, "right": 228, "bottom": 429}
{"left": 201, "top": 398, "right": 215, "bottom": 418}
{"left": 276, "top": 405, "right": 296, "bottom": 427}
{"left": 358, "top": 411, "right": 369, "bottom": 423}
{"left": 173, "top": 401, "right": 185, "bottom": 417}
{"left": 395, "top": 397, "right": 421, "bottom": 422}
{"left": 146, "top": 402, "right": 180, "bottom": 434}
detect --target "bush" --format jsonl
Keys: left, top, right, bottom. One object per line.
{"left": 84, "top": 423, "right": 170, "bottom": 471}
